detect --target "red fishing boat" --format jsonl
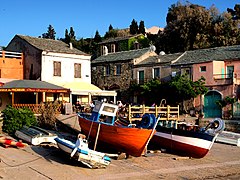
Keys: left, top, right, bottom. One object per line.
{"left": 78, "top": 102, "right": 156, "bottom": 157}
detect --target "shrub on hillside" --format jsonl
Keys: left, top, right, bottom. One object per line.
{"left": 2, "top": 106, "right": 37, "bottom": 136}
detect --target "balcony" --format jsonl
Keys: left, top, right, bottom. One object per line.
{"left": 212, "top": 74, "right": 233, "bottom": 86}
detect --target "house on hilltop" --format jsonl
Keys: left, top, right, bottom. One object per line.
{"left": 97, "top": 34, "right": 149, "bottom": 57}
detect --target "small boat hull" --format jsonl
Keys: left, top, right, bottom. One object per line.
{"left": 15, "top": 126, "right": 57, "bottom": 145}
{"left": 54, "top": 137, "right": 111, "bottom": 168}
{"left": 150, "top": 126, "right": 218, "bottom": 158}
{"left": 78, "top": 116, "right": 155, "bottom": 157}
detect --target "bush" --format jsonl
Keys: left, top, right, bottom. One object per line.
{"left": 2, "top": 106, "right": 37, "bottom": 136}
{"left": 37, "top": 101, "right": 60, "bottom": 130}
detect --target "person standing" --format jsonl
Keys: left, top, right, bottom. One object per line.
{"left": 89, "top": 101, "right": 95, "bottom": 111}
{"left": 75, "top": 101, "right": 81, "bottom": 112}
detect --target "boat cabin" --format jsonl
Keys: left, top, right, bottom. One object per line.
{"left": 90, "top": 101, "right": 118, "bottom": 125}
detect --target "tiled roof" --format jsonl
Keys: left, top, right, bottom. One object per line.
{"left": 159, "top": 52, "right": 184, "bottom": 63}
{"left": 136, "top": 56, "right": 159, "bottom": 65}
{"left": 15, "top": 35, "right": 88, "bottom": 55}
{"left": 0, "top": 80, "right": 69, "bottom": 90}
{"left": 135, "top": 52, "right": 183, "bottom": 66}
{"left": 92, "top": 48, "right": 151, "bottom": 63}
{"left": 173, "top": 45, "right": 240, "bottom": 66}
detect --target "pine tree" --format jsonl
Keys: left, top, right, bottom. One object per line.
{"left": 130, "top": 19, "right": 138, "bottom": 35}
{"left": 64, "top": 29, "right": 70, "bottom": 44}
{"left": 69, "top": 27, "right": 76, "bottom": 42}
{"left": 139, "top": 20, "right": 146, "bottom": 34}
{"left": 109, "top": 24, "right": 113, "bottom": 31}
{"left": 42, "top": 25, "right": 56, "bottom": 39}
{"left": 94, "top": 30, "right": 102, "bottom": 43}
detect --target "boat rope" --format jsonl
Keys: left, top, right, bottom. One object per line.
{"left": 87, "top": 119, "right": 94, "bottom": 141}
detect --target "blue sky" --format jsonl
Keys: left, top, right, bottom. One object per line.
{"left": 0, "top": 0, "right": 239, "bottom": 46}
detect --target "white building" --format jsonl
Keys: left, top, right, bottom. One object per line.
{"left": 6, "top": 35, "right": 116, "bottom": 105}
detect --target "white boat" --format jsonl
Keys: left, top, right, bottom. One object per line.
{"left": 15, "top": 126, "right": 58, "bottom": 145}
{"left": 54, "top": 134, "right": 111, "bottom": 168}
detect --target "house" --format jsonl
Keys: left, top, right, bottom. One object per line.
{"left": 171, "top": 45, "right": 240, "bottom": 118}
{"left": 0, "top": 50, "right": 23, "bottom": 79}
{"left": 97, "top": 34, "right": 149, "bottom": 56}
{"left": 6, "top": 35, "right": 116, "bottom": 105}
{"left": 91, "top": 46, "right": 158, "bottom": 102}
{"left": 132, "top": 52, "right": 184, "bottom": 84}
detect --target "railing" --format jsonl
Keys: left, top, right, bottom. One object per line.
{"left": 130, "top": 77, "right": 161, "bottom": 85}
{"left": 13, "top": 104, "right": 62, "bottom": 114}
{"left": 0, "top": 50, "right": 22, "bottom": 59}
{"left": 127, "top": 104, "right": 179, "bottom": 123}
{"left": 213, "top": 73, "right": 233, "bottom": 85}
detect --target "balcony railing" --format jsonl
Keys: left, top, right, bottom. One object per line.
{"left": 0, "top": 50, "right": 22, "bottom": 59}
{"left": 213, "top": 74, "right": 233, "bottom": 85}
{"left": 131, "top": 77, "right": 161, "bottom": 85}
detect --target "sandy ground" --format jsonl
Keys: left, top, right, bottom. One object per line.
{"left": 0, "top": 142, "right": 240, "bottom": 180}
{"left": 1, "top": 115, "right": 240, "bottom": 180}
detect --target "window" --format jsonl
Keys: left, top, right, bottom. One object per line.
{"left": 153, "top": 68, "right": 160, "bottom": 78}
{"left": 110, "top": 44, "right": 115, "bottom": 53}
{"left": 138, "top": 70, "right": 144, "bottom": 84}
{"left": 172, "top": 71, "right": 176, "bottom": 77}
{"left": 104, "top": 65, "right": 110, "bottom": 76}
{"left": 74, "top": 63, "right": 81, "bottom": 78}
{"left": 114, "top": 64, "right": 121, "bottom": 75}
{"left": 200, "top": 66, "right": 206, "bottom": 72}
{"left": 227, "top": 66, "right": 234, "bottom": 78}
{"left": 53, "top": 61, "right": 61, "bottom": 76}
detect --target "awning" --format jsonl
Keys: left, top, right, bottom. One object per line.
{"left": 0, "top": 80, "right": 70, "bottom": 93}
{"left": 51, "top": 81, "right": 117, "bottom": 96}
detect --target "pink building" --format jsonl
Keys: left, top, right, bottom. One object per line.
{"left": 172, "top": 45, "right": 240, "bottom": 118}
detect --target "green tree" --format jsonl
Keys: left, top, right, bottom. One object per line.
{"left": 164, "top": 2, "right": 211, "bottom": 52}
{"left": 130, "top": 19, "right": 138, "bottom": 35}
{"left": 138, "top": 20, "right": 146, "bottom": 34}
{"left": 104, "top": 29, "right": 118, "bottom": 39}
{"left": 208, "top": 11, "right": 240, "bottom": 47}
{"left": 64, "top": 29, "right": 70, "bottom": 44}
{"left": 109, "top": 24, "right": 113, "bottom": 31}
{"left": 2, "top": 106, "right": 37, "bottom": 136}
{"left": 104, "top": 24, "right": 118, "bottom": 39}
{"left": 94, "top": 30, "right": 102, "bottom": 43}
{"left": 170, "top": 75, "right": 208, "bottom": 102}
{"left": 42, "top": 24, "right": 56, "bottom": 39}
{"left": 128, "top": 75, "right": 208, "bottom": 107}
{"left": 227, "top": 4, "right": 240, "bottom": 20}
{"left": 69, "top": 27, "right": 76, "bottom": 42}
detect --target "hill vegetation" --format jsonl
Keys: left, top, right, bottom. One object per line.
{"left": 40, "top": 2, "right": 240, "bottom": 57}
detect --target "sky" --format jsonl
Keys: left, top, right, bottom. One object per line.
{"left": 0, "top": 0, "right": 239, "bottom": 47}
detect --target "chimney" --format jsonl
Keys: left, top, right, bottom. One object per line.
{"left": 69, "top": 42, "right": 73, "bottom": 49}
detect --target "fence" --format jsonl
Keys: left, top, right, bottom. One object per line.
{"left": 127, "top": 104, "right": 179, "bottom": 123}
{"left": 12, "top": 104, "right": 62, "bottom": 114}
